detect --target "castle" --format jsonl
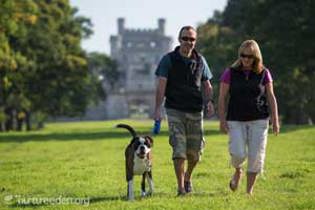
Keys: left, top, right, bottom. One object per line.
{"left": 102, "top": 18, "right": 172, "bottom": 119}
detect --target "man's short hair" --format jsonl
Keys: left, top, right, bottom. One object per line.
{"left": 178, "top": 26, "right": 196, "bottom": 39}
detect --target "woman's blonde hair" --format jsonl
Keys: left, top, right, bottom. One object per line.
{"left": 231, "top": 40, "right": 264, "bottom": 73}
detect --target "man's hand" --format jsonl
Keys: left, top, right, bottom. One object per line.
{"left": 152, "top": 119, "right": 161, "bottom": 134}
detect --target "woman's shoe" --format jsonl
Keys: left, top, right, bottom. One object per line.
{"left": 229, "top": 171, "right": 242, "bottom": 191}
{"left": 229, "top": 176, "right": 238, "bottom": 191}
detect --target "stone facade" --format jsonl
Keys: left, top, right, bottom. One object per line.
{"left": 104, "top": 18, "right": 172, "bottom": 119}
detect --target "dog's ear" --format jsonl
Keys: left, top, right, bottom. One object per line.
{"left": 145, "top": 136, "right": 153, "bottom": 147}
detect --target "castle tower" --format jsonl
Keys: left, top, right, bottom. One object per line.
{"left": 118, "top": 17, "right": 125, "bottom": 34}
{"left": 158, "top": 18, "right": 165, "bottom": 35}
{"left": 107, "top": 18, "right": 172, "bottom": 119}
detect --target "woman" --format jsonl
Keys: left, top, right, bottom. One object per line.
{"left": 218, "top": 40, "right": 280, "bottom": 195}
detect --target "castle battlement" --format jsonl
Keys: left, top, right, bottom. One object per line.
{"left": 124, "top": 29, "right": 157, "bottom": 33}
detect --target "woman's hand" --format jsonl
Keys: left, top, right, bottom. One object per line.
{"left": 220, "top": 120, "right": 229, "bottom": 134}
{"left": 272, "top": 118, "right": 280, "bottom": 135}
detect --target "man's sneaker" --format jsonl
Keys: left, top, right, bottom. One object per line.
{"left": 184, "top": 180, "right": 193, "bottom": 193}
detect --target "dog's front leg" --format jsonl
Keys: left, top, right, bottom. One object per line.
{"left": 147, "top": 171, "right": 154, "bottom": 196}
{"left": 141, "top": 173, "right": 146, "bottom": 197}
{"left": 127, "top": 179, "right": 134, "bottom": 200}
{"left": 126, "top": 147, "right": 135, "bottom": 201}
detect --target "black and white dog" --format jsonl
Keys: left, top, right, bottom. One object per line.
{"left": 116, "top": 124, "right": 154, "bottom": 201}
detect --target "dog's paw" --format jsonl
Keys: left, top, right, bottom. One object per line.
{"left": 140, "top": 191, "right": 153, "bottom": 198}
{"left": 127, "top": 196, "right": 135, "bottom": 201}
{"left": 127, "top": 193, "right": 135, "bottom": 201}
{"left": 141, "top": 191, "right": 146, "bottom": 197}
{"left": 146, "top": 191, "right": 153, "bottom": 197}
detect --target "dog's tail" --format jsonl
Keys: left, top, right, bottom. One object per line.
{"left": 116, "top": 124, "right": 137, "bottom": 138}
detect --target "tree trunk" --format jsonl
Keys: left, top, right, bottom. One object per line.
{"left": 25, "top": 111, "right": 31, "bottom": 131}
{"left": 5, "top": 107, "right": 13, "bottom": 131}
{"left": 17, "top": 118, "right": 23, "bottom": 131}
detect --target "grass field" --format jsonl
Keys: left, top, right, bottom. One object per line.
{"left": 0, "top": 120, "right": 314, "bottom": 210}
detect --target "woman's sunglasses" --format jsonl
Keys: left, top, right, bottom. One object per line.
{"left": 240, "top": 53, "right": 254, "bottom": 59}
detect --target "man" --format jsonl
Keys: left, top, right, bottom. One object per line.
{"left": 154, "top": 26, "right": 214, "bottom": 195}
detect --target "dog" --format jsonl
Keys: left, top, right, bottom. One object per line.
{"left": 116, "top": 124, "right": 154, "bottom": 201}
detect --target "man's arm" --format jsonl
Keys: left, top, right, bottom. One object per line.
{"left": 203, "top": 80, "right": 214, "bottom": 117}
{"left": 154, "top": 77, "right": 167, "bottom": 120}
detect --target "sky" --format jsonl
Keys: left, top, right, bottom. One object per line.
{"left": 70, "top": 0, "right": 228, "bottom": 55}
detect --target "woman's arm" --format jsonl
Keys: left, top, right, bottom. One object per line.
{"left": 266, "top": 82, "right": 280, "bottom": 135}
{"left": 218, "top": 82, "right": 230, "bottom": 133}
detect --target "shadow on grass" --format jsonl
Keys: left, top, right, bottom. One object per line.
{"left": 88, "top": 191, "right": 221, "bottom": 203}
{"left": 0, "top": 124, "right": 312, "bottom": 143}
{"left": 8, "top": 202, "right": 90, "bottom": 208}
{"left": 89, "top": 195, "right": 125, "bottom": 203}
{"left": 0, "top": 131, "right": 168, "bottom": 143}
{"left": 0, "top": 129, "right": 224, "bottom": 143}
{"left": 279, "top": 168, "right": 311, "bottom": 179}
{"left": 134, "top": 124, "right": 315, "bottom": 134}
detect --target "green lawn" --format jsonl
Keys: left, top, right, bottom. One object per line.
{"left": 0, "top": 120, "right": 314, "bottom": 210}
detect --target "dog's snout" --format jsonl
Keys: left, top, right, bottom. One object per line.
{"left": 140, "top": 145, "right": 145, "bottom": 151}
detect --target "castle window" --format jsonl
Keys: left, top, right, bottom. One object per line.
{"left": 138, "top": 43, "right": 145, "bottom": 48}
{"left": 150, "top": 41, "right": 156, "bottom": 48}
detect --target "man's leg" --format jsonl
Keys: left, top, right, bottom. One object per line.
{"left": 184, "top": 156, "right": 198, "bottom": 193}
{"left": 173, "top": 158, "right": 185, "bottom": 194}
{"left": 184, "top": 111, "right": 203, "bottom": 193}
{"left": 166, "top": 108, "right": 187, "bottom": 195}
{"left": 185, "top": 157, "right": 198, "bottom": 182}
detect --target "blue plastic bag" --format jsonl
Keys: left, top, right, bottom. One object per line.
{"left": 152, "top": 120, "right": 161, "bottom": 134}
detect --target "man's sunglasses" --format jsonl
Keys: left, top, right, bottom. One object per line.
{"left": 240, "top": 53, "right": 254, "bottom": 59}
{"left": 181, "top": 36, "right": 196, "bottom": 42}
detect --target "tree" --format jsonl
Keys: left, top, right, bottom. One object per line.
{"left": 197, "top": 0, "right": 315, "bottom": 124}
{"left": 87, "top": 52, "right": 119, "bottom": 89}
{"left": 0, "top": 0, "right": 103, "bottom": 130}
{"left": 0, "top": 0, "right": 37, "bottom": 130}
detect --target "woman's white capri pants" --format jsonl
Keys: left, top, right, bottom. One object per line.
{"left": 227, "top": 119, "right": 269, "bottom": 173}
